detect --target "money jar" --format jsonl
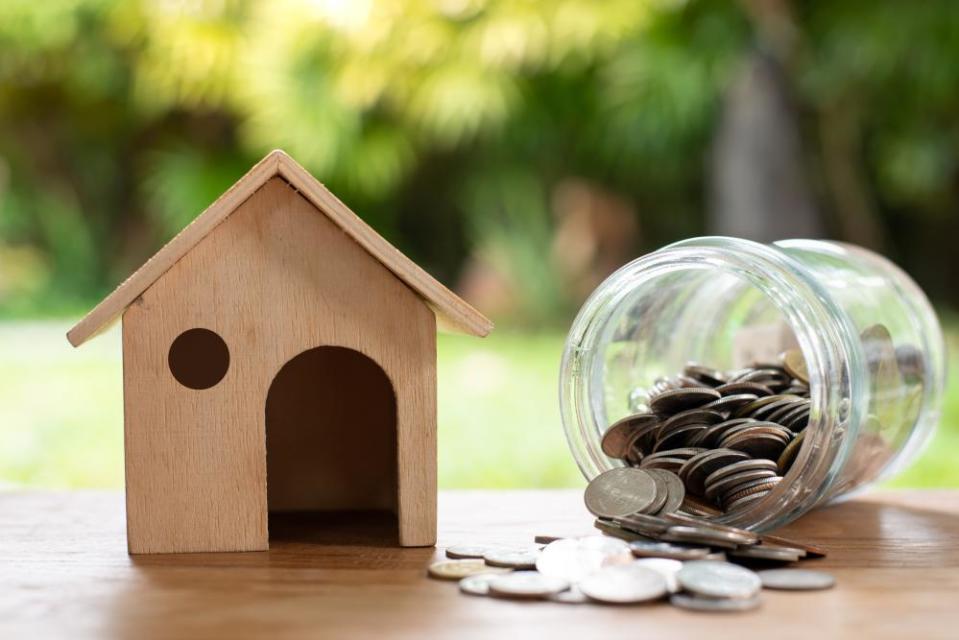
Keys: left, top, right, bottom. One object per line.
{"left": 560, "top": 237, "right": 946, "bottom": 531}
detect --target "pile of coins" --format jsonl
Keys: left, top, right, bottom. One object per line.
{"left": 600, "top": 348, "right": 812, "bottom": 515}
{"left": 428, "top": 516, "right": 833, "bottom": 610}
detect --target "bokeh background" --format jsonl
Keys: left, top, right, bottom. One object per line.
{"left": 1, "top": 0, "right": 957, "bottom": 489}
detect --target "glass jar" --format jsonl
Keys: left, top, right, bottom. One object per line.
{"left": 560, "top": 237, "right": 946, "bottom": 531}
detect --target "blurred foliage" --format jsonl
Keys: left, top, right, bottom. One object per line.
{"left": 1, "top": 0, "right": 959, "bottom": 321}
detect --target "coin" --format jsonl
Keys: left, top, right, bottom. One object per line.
{"left": 759, "top": 533, "right": 828, "bottom": 558}
{"left": 729, "top": 545, "right": 803, "bottom": 563}
{"left": 594, "top": 518, "right": 656, "bottom": 542}
{"left": 705, "top": 469, "right": 778, "bottom": 502}
{"left": 670, "top": 593, "right": 762, "bottom": 612}
{"left": 722, "top": 477, "right": 782, "bottom": 506}
{"left": 684, "top": 363, "right": 727, "bottom": 386}
{"left": 602, "top": 413, "right": 659, "bottom": 458}
{"left": 704, "top": 458, "right": 778, "bottom": 487}
{"left": 661, "top": 526, "right": 743, "bottom": 549}
{"left": 757, "top": 569, "right": 836, "bottom": 590}
{"left": 781, "top": 348, "right": 809, "bottom": 384}
{"left": 629, "top": 540, "right": 711, "bottom": 561}
{"left": 579, "top": 564, "right": 669, "bottom": 604}
{"left": 716, "top": 381, "right": 773, "bottom": 397}
{"left": 778, "top": 429, "right": 806, "bottom": 473}
{"left": 458, "top": 572, "right": 506, "bottom": 596}
{"left": 658, "top": 408, "right": 724, "bottom": 439}
{"left": 585, "top": 468, "right": 659, "bottom": 518}
{"left": 428, "top": 560, "right": 508, "bottom": 581}
{"left": 446, "top": 544, "right": 496, "bottom": 559}
{"left": 677, "top": 561, "right": 762, "bottom": 599}
{"left": 535, "top": 536, "right": 633, "bottom": 583}
{"left": 488, "top": 571, "right": 570, "bottom": 599}
{"left": 722, "top": 432, "right": 790, "bottom": 460}
{"left": 647, "top": 469, "right": 685, "bottom": 514}
{"left": 483, "top": 548, "right": 540, "bottom": 569}
{"left": 654, "top": 424, "right": 709, "bottom": 452}
{"left": 549, "top": 585, "right": 590, "bottom": 604}
{"left": 534, "top": 534, "right": 564, "bottom": 544}
{"left": 633, "top": 557, "right": 683, "bottom": 592}
{"left": 650, "top": 388, "right": 722, "bottom": 414}
{"left": 679, "top": 449, "right": 751, "bottom": 496}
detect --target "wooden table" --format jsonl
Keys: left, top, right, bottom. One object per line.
{"left": 2, "top": 490, "right": 957, "bottom": 639}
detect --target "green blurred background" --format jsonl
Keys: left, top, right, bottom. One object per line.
{"left": 1, "top": 0, "right": 957, "bottom": 489}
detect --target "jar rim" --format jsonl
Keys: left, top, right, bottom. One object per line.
{"left": 559, "top": 236, "right": 868, "bottom": 531}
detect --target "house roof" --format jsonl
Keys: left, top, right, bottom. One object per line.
{"left": 67, "top": 150, "right": 493, "bottom": 347}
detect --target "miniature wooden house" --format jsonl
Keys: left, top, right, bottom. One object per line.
{"left": 67, "top": 150, "right": 492, "bottom": 554}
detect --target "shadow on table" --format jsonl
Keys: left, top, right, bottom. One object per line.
{"left": 772, "top": 494, "right": 959, "bottom": 568}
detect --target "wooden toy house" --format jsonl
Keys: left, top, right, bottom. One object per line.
{"left": 67, "top": 150, "right": 492, "bottom": 554}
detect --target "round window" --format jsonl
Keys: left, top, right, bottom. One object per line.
{"left": 168, "top": 328, "right": 230, "bottom": 390}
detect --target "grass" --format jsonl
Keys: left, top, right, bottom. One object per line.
{"left": 0, "top": 321, "right": 956, "bottom": 490}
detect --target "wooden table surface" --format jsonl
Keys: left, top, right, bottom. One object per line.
{"left": 2, "top": 490, "right": 958, "bottom": 639}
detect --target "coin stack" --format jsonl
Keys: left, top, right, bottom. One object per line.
{"left": 600, "top": 348, "right": 811, "bottom": 516}
{"left": 428, "top": 518, "right": 834, "bottom": 610}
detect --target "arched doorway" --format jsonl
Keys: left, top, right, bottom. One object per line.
{"left": 265, "top": 346, "right": 398, "bottom": 544}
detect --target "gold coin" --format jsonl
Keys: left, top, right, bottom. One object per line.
{"left": 427, "top": 560, "right": 507, "bottom": 581}
{"left": 781, "top": 348, "right": 809, "bottom": 384}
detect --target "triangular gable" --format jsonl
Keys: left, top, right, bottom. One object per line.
{"left": 67, "top": 150, "right": 492, "bottom": 346}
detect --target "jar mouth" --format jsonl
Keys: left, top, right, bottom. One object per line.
{"left": 560, "top": 236, "right": 867, "bottom": 531}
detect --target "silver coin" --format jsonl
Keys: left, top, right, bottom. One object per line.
{"left": 629, "top": 540, "right": 711, "bottom": 561}
{"left": 488, "top": 571, "right": 569, "bottom": 599}
{"left": 661, "top": 525, "right": 746, "bottom": 548}
{"left": 584, "top": 468, "right": 659, "bottom": 518}
{"left": 647, "top": 469, "right": 685, "bottom": 515}
{"left": 483, "top": 548, "right": 540, "bottom": 569}
{"left": 730, "top": 545, "right": 803, "bottom": 563}
{"left": 548, "top": 585, "right": 590, "bottom": 604}
{"left": 446, "top": 544, "right": 497, "bottom": 559}
{"left": 535, "top": 536, "right": 633, "bottom": 583}
{"left": 758, "top": 569, "right": 836, "bottom": 590}
{"left": 677, "top": 561, "right": 762, "bottom": 599}
{"left": 632, "top": 558, "right": 683, "bottom": 593}
{"left": 594, "top": 518, "right": 656, "bottom": 542}
{"left": 670, "top": 593, "right": 762, "bottom": 612}
{"left": 579, "top": 564, "right": 669, "bottom": 604}
{"left": 428, "top": 560, "right": 508, "bottom": 581}
{"left": 458, "top": 572, "right": 505, "bottom": 596}
{"left": 641, "top": 469, "right": 670, "bottom": 514}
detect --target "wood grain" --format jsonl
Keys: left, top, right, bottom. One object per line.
{"left": 122, "top": 177, "right": 436, "bottom": 553}
{"left": 68, "top": 150, "right": 492, "bottom": 346}
{"left": 0, "top": 489, "right": 956, "bottom": 639}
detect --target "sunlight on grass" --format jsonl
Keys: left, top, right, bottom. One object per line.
{"left": 0, "top": 321, "right": 955, "bottom": 490}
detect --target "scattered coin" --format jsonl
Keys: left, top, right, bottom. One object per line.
{"left": 670, "top": 593, "right": 762, "bottom": 612}
{"left": 549, "top": 585, "right": 590, "bottom": 604}
{"left": 677, "top": 561, "right": 762, "bottom": 599}
{"left": 446, "top": 544, "right": 496, "bottom": 559}
{"left": 647, "top": 469, "right": 686, "bottom": 515}
{"left": 632, "top": 558, "right": 683, "bottom": 592}
{"left": 488, "top": 571, "right": 570, "bottom": 600}
{"left": 729, "top": 545, "right": 803, "bottom": 563}
{"left": 458, "top": 572, "right": 505, "bottom": 596}
{"left": 758, "top": 569, "right": 836, "bottom": 590}
{"left": 535, "top": 536, "right": 633, "bottom": 583}
{"left": 428, "top": 560, "right": 507, "bottom": 581}
{"left": 629, "top": 540, "right": 711, "bottom": 561}
{"left": 483, "top": 548, "right": 540, "bottom": 569}
{"left": 579, "top": 564, "right": 669, "bottom": 604}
